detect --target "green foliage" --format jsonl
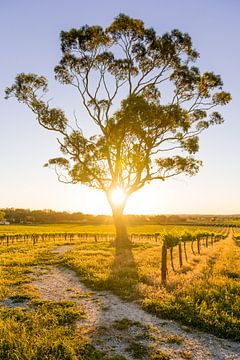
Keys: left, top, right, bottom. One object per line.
{"left": 181, "top": 232, "right": 194, "bottom": 242}
{"left": 0, "top": 211, "right": 5, "bottom": 222}
{"left": 162, "top": 233, "right": 180, "bottom": 248}
{"left": 5, "top": 15, "right": 231, "bottom": 215}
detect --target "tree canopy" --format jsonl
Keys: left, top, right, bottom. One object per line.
{"left": 5, "top": 14, "right": 231, "bottom": 237}
{"left": 0, "top": 211, "right": 5, "bottom": 222}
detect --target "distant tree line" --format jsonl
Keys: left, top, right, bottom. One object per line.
{"left": 1, "top": 208, "right": 239, "bottom": 226}
{"left": 1, "top": 208, "right": 192, "bottom": 225}
{"left": 1, "top": 208, "right": 96, "bottom": 224}
{"left": 0, "top": 211, "right": 5, "bottom": 222}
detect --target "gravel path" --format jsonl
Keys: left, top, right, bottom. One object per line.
{"left": 29, "top": 245, "right": 240, "bottom": 360}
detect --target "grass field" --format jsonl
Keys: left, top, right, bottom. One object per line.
{"left": 0, "top": 224, "right": 239, "bottom": 359}
{"left": 0, "top": 223, "right": 221, "bottom": 235}
{"left": 59, "top": 228, "right": 240, "bottom": 340}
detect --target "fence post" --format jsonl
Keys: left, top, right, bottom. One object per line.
{"left": 178, "top": 242, "right": 183, "bottom": 268}
{"left": 170, "top": 247, "right": 175, "bottom": 271}
{"left": 161, "top": 241, "right": 167, "bottom": 286}
{"left": 211, "top": 234, "right": 214, "bottom": 246}
{"left": 197, "top": 237, "right": 201, "bottom": 254}
{"left": 183, "top": 240, "right": 188, "bottom": 261}
{"left": 205, "top": 235, "right": 208, "bottom": 248}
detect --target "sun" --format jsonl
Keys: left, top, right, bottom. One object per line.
{"left": 110, "top": 187, "right": 126, "bottom": 206}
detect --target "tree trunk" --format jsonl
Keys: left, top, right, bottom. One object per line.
{"left": 106, "top": 190, "right": 129, "bottom": 245}
{"left": 111, "top": 205, "right": 129, "bottom": 243}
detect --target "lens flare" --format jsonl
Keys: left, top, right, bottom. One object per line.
{"left": 110, "top": 187, "right": 126, "bottom": 206}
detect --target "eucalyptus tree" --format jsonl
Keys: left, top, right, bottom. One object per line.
{"left": 6, "top": 14, "right": 231, "bottom": 241}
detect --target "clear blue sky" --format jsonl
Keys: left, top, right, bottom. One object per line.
{"left": 0, "top": 0, "right": 240, "bottom": 214}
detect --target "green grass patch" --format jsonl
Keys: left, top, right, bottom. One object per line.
{"left": 0, "top": 300, "right": 124, "bottom": 360}
{"left": 113, "top": 318, "right": 141, "bottom": 330}
{"left": 150, "top": 349, "right": 171, "bottom": 360}
{"left": 126, "top": 342, "right": 148, "bottom": 359}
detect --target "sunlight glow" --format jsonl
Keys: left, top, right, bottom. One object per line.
{"left": 110, "top": 187, "right": 126, "bottom": 206}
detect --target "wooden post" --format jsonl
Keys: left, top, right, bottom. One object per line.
{"left": 197, "top": 237, "right": 201, "bottom": 254}
{"left": 178, "top": 242, "right": 183, "bottom": 268}
{"left": 161, "top": 242, "right": 167, "bottom": 286}
{"left": 211, "top": 234, "right": 214, "bottom": 246}
{"left": 191, "top": 239, "right": 195, "bottom": 255}
{"left": 183, "top": 240, "right": 188, "bottom": 261}
{"left": 170, "top": 247, "right": 175, "bottom": 271}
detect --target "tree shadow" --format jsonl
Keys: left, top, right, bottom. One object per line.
{"left": 107, "top": 237, "right": 139, "bottom": 301}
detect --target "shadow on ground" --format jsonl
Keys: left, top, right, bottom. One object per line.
{"left": 106, "top": 237, "right": 139, "bottom": 300}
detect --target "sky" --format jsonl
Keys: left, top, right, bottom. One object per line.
{"left": 0, "top": 0, "right": 240, "bottom": 215}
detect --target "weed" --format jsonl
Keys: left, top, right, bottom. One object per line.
{"left": 113, "top": 318, "right": 140, "bottom": 331}
{"left": 221, "top": 269, "right": 240, "bottom": 279}
{"left": 126, "top": 342, "right": 148, "bottom": 359}
{"left": 179, "top": 350, "right": 193, "bottom": 359}
{"left": 9, "top": 294, "right": 32, "bottom": 303}
{"left": 150, "top": 349, "right": 171, "bottom": 360}
{"left": 162, "top": 335, "right": 183, "bottom": 345}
